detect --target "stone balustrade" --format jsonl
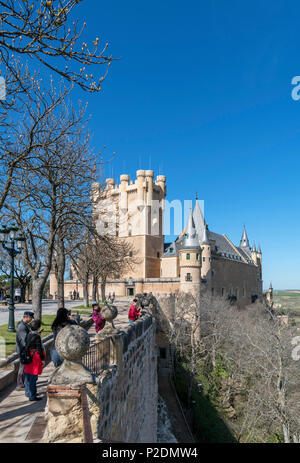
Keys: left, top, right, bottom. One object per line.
{"left": 44, "top": 313, "right": 157, "bottom": 443}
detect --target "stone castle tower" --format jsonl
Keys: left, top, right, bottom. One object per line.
{"left": 92, "top": 170, "right": 167, "bottom": 280}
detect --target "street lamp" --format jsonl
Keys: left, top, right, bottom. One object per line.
{"left": 0, "top": 223, "right": 25, "bottom": 332}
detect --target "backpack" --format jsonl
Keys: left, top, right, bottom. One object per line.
{"left": 20, "top": 347, "right": 36, "bottom": 365}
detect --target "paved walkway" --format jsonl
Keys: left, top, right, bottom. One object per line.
{"left": 0, "top": 300, "right": 83, "bottom": 326}
{"left": 0, "top": 300, "right": 132, "bottom": 443}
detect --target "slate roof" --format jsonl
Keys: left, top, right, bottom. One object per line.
{"left": 163, "top": 200, "right": 255, "bottom": 265}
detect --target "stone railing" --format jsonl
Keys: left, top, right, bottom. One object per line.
{"left": 44, "top": 313, "right": 157, "bottom": 443}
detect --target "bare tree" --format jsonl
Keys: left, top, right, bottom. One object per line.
{"left": 67, "top": 230, "right": 135, "bottom": 305}
{"left": 0, "top": 0, "right": 113, "bottom": 92}
{"left": 3, "top": 80, "right": 96, "bottom": 320}
{"left": 0, "top": 0, "right": 113, "bottom": 215}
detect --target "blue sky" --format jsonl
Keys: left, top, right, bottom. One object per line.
{"left": 37, "top": 1, "right": 300, "bottom": 289}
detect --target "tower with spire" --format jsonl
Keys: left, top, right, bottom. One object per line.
{"left": 200, "top": 225, "right": 212, "bottom": 291}
{"left": 239, "top": 225, "right": 251, "bottom": 255}
{"left": 266, "top": 282, "right": 273, "bottom": 307}
{"left": 178, "top": 211, "right": 201, "bottom": 299}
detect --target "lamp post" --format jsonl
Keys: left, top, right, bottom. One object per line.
{"left": 0, "top": 224, "right": 25, "bottom": 332}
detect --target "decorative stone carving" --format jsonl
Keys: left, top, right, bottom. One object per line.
{"left": 135, "top": 292, "right": 157, "bottom": 316}
{"left": 96, "top": 303, "right": 119, "bottom": 341}
{"left": 49, "top": 324, "right": 93, "bottom": 386}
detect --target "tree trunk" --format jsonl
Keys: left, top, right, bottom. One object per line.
{"left": 31, "top": 279, "right": 45, "bottom": 321}
{"left": 25, "top": 283, "right": 30, "bottom": 303}
{"left": 101, "top": 277, "right": 106, "bottom": 302}
{"left": 83, "top": 275, "right": 89, "bottom": 307}
{"left": 55, "top": 232, "right": 65, "bottom": 308}
{"left": 92, "top": 274, "right": 98, "bottom": 301}
{"left": 20, "top": 282, "right": 26, "bottom": 303}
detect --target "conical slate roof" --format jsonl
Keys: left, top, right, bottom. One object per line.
{"left": 252, "top": 241, "right": 256, "bottom": 252}
{"left": 257, "top": 243, "right": 262, "bottom": 254}
{"left": 192, "top": 200, "right": 206, "bottom": 244}
{"left": 181, "top": 211, "right": 200, "bottom": 249}
{"left": 238, "top": 226, "right": 252, "bottom": 256}
{"left": 201, "top": 225, "right": 210, "bottom": 245}
{"left": 240, "top": 225, "right": 250, "bottom": 249}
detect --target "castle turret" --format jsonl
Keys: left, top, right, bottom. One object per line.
{"left": 251, "top": 241, "right": 258, "bottom": 265}
{"left": 239, "top": 225, "right": 251, "bottom": 255}
{"left": 105, "top": 178, "right": 115, "bottom": 190}
{"left": 200, "top": 225, "right": 212, "bottom": 289}
{"left": 179, "top": 212, "right": 201, "bottom": 299}
{"left": 136, "top": 169, "right": 145, "bottom": 211}
{"left": 119, "top": 174, "right": 130, "bottom": 236}
{"left": 266, "top": 282, "right": 273, "bottom": 306}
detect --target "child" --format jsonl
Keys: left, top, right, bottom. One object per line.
{"left": 24, "top": 319, "right": 45, "bottom": 401}
{"left": 128, "top": 299, "right": 141, "bottom": 325}
{"left": 91, "top": 301, "right": 106, "bottom": 333}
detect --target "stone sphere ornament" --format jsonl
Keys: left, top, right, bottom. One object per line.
{"left": 48, "top": 324, "right": 94, "bottom": 386}
{"left": 56, "top": 324, "right": 90, "bottom": 361}
{"left": 96, "top": 303, "right": 119, "bottom": 341}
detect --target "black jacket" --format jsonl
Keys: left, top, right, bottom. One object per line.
{"left": 26, "top": 331, "right": 45, "bottom": 361}
{"left": 16, "top": 320, "right": 31, "bottom": 354}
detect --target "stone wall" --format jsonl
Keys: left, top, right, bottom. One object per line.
{"left": 93, "top": 314, "right": 157, "bottom": 442}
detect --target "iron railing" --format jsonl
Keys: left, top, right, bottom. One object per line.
{"left": 82, "top": 338, "right": 111, "bottom": 375}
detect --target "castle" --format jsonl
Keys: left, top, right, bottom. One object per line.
{"left": 50, "top": 169, "right": 263, "bottom": 305}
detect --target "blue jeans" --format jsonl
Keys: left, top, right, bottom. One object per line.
{"left": 25, "top": 373, "right": 38, "bottom": 400}
{"left": 51, "top": 348, "right": 63, "bottom": 367}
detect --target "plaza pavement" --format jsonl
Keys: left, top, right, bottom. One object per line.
{"left": 0, "top": 299, "right": 83, "bottom": 326}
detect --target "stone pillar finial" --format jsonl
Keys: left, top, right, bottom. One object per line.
{"left": 49, "top": 325, "right": 93, "bottom": 386}
{"left": 96, "top": 303, "right": 119, "bottom": 341}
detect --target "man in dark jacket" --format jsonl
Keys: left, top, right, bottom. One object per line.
{"left": 16, "top": 311, "right": 34, "bottom": 390}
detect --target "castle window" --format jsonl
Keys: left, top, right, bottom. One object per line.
{"left": 128, "top": 229, "right": 132, "bottom": 236}
{"left": 159, "top": 347, "right": 167, "bottom": 359}
{"left": 129, "top": 251, "right": 133, "bottom": 257}
{"left": 186, "top": 273, "right": 192, "bottom": 281}
{"left": 186, "top": 253, "right": 190, "bottom": 260}
{"left": 169, "top": 247, "right": 174, "bottom": 253}
{"left": 157, "top": 252, "right": 160, "bottom": 258}
{"left": 196, "top": 253, "right": 199, "bottom": 260}
{"left": 203, "top": 257, "right": 206, "bottom": 262}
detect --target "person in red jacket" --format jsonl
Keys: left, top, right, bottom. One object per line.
{"left": 91, "top": 301, "right": 106, "bottom": 333}
{"left": 128, "top": 299, "right": 141, "bottom": 325}
{"left": 24, "top": 320, "right": 46, "bottom": 402}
